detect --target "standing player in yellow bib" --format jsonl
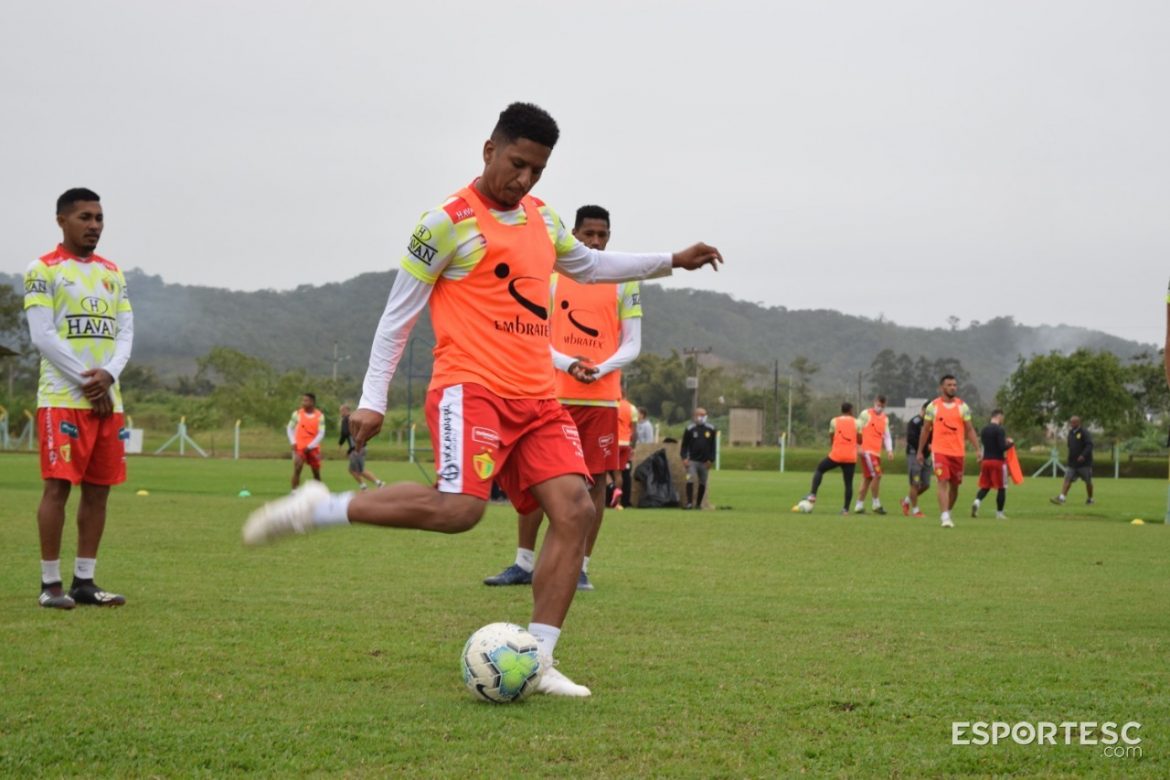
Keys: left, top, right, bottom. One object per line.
{"left": 483, "top": 205, "right": 642, "bottom": 592}
{"left": 24, "top": 188, "right": 134, "bottom": 609}
{"left": 243, "top": 103, "right": 722, "bottom": 697}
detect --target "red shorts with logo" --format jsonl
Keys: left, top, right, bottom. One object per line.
{"left": 978, "top": 459, "right": 1006, "bottom": 490}
{"left": 38, "top": 408, "right": 127, "bottom": 486}
{"left": 295, "top": 446, "right": 322, "bottom": 470}
{"left": 933, "top": 454, "right": 966, "bottom": 484}
{"left": 860, "top": 451, "right": 883, "bottom": 479}
{"left": 565, "top": 404, "right": 618, "bottom": 475}
{"left": 427, "top": 384, "right": 589, "bottom": 514}
{"left": 618, "top": 445, "right": 632, "bottom": 470}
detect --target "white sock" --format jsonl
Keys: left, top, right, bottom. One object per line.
{"left": 515, "top": 548, "right": 535, "bottom": 572}
{"left": 973, "top": 499, "right": 981, "bottom": 507}
{"left": 902, "top": 496, "right": 910, "bottom": 505}
{"left": 41, "top": 559, "right": 62, "bottom": 585}
{"left": 872, "top": 499, "right": 882, "bottom": 509}
{"left": 854, "top": 501, "right": 863, "bottom": 510}
{"left": 528, "top": 622, "right": 560, "bottom": 658}
{"left": 912, "top": 506, "right": 920, "bottom": 514}
{"left": 941, "top": 511, "right": 951, "bottom": 521}
{"left": 582, "top": 555, "right": 590, "bottom": 574}
{"left": 1058, "top": 494, "right": 1066, "bottom": 501}
{"left": 311, "top": 492, "right": 353, "bottom": 527}
{"left": 74, "top": 557, "right": 96, "bottom": 580}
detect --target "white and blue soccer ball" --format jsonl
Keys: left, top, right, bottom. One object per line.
{"left": 461, "top": 622, "right": 543, "bottom": 703}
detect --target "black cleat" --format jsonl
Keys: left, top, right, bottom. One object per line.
{"left": 68, "top": 578, "right": 126, "bottom": 607}
{"left": 39, "top": 582, "right": 75, "bottom": 610}
{"left": 483, "top": 564, "right": 533, "bottom": 586}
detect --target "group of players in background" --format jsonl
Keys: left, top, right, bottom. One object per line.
{"left": 803, "top": 377, "right": 1096, "bottom": 528}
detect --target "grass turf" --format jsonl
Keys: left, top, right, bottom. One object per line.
{"left": 1, "top": 453, "right": 1167, "bottom": 777}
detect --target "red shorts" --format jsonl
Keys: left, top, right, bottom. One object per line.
{"left": 618, "top": 445, "right": 632, "bottom": 471}
{"left": 295, "top": 446, "right": 322, "bottom": 470}
{"left": 427, "top": 384, "right": 589, "bottom": 514}
{"left": 978, "top": 459, "right": 1006, "bottom": 490}
{"left": 860, "top": 451, "right": 883, "bottom": 479}
{"left": 38, "top": 407, "right": 127, "bottom": 486}
{"left": 933, "top": 454, "right": 966, "bottom": 484}
{"left": 565, "top": 404, "right": 618, "bottom": 475}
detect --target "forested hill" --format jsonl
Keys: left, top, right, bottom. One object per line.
{"left": 2, "top": 270, "right": 1151, "bottom": 400}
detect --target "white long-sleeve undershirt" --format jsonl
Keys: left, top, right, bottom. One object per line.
{"left": 288, "top": 415, "right": 326, "bottom": 450}
{"left": 357, "top": 249, "right": 672, "bottom": 415}
{"left": 550, "top": 316, "right": 642, "bottom": 378}
{"left": 26, "top": 306, "right": 135, "bottom": 386}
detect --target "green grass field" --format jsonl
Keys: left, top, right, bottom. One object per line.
{"left": 2, "top": 453, "right": 1168, "bottom": 777}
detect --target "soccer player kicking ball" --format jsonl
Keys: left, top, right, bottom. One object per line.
{"left": 243, "top": 102, "right": 722, "bottom": 697}
{"left": 484, "top": 205, "right": 643, "bottom": 592}
{"left": 916, "top": 374, "right": 981, "bottom": 528}
{"left": 25, "top": 188, "right": 134, "bottom": 608}
{"left": 804, "top": 402, "right": 859, "bottom": 515}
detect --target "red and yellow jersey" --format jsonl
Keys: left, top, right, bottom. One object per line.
{"left": 925, "top": 397, "right": 972, "bottom": 457}
{"left": 829, "top": 415, "right": 858, "bottom": 463}
{"left": 23, "top": 246, "right": 133, "bottom": 411}
{"left": 856, "top": 407, "right": 888, "bottom": 455}
{"left": 617, "top": 399, "right": 638, "bottom": 446}
{"left": 290, "top": 408, "right": 324, "bottom": 450}
{"left": 551, "top": 273, "right": 642, "bottom": 406}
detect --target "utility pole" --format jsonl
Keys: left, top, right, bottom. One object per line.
{"left": 330, "top": 341, "right": 349, "bottom": 383}
{"left": 682, "top": 347, "right": 711, "bottom": 412}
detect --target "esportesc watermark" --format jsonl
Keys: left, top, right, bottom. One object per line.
{"left": 952, "top": 721, "right": 1143, "bottom": 758}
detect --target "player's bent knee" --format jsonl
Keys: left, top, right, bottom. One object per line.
{"left": 435, "top": 495, "right": 487, "bottom": 534}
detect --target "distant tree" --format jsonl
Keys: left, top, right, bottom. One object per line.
{"left": 625, "top": 351, "right": 692, "bottom": 424}
{"left": 946, "top": 315, "right": 960, "bottom": 331}
{"left": 997, "top": 349, "right": 1139, "bottom": 443}
{"left": 912, "top": 355, "right": 935, "bottom": 399}
{"left": 868, "top": 349, "right": 902, "bottom": 401}
{"left": 789, "top": 355, "right": 820, "bottom": 432}
{"left": 0, "top": 285, "right": 37, "bottom": 398}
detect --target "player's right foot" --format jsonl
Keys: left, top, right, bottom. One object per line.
{"left": 1049, "top": 496, "right": 1064, "bottom": 505}
{"left": 912, "top": 510, "right": 927, "bottom": 518}
{"left": 941, "top": 516, "right": 954, "bottom": 528}
{"left": 901, "top": 498, "right": 910, "bottom": 517}
{"left": 535, "top": 659, "right": 591, "bottom": 697}
{"left": 576, "top": 570, "right": 594, "bottom": 591}
{"left": 39, "top": 582, "right": 75, "bottom": 610}
{"left": 68, "top": 579, "right": 126, "bottom": 607}
{"left": 609, "top": 488, "right": 622, "bottom": 508}
{"left": 873, "top": 506, "right": 887, "bottom": 515}
{"left": 482, "top": 564, "right": 532, "bottom": 586}
{"left": 242, "top": 481, "right": 329, "bottom": 546}
{"left": 970, "top": 503, "right": 979, "bottom": 518}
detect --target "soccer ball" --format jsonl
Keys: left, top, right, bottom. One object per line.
{"left": 797, "top": 499, "right": 814, "bottom": 513}
{"left": 461, "top": 622, "right": 543, "bottom": 703}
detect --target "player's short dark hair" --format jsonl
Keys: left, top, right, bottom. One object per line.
{"left": 491, "top": 102, "right": 559, "bottom": 149}
{"left": 921, "top": 402, "right": 929, "bottom": 410}
{"left": 57, "top": 188, "right": 100, "bottom": 214}
{"left": 875, "top": 394, "right": 887, "bottom": 404}
{"left": 939, "top": 374, "right": 956, "bottom": 384}
{"left": 841, "top": 402, "right": 853, "bottom": 414}
{"left": 574, "top": 205, "right": 610, "bottom": 230}
{"left": 303, "top": 392, "right": 317, "bottom": 403}
{"left": 991, "top": 408, "right": 1004, "bottom": 418}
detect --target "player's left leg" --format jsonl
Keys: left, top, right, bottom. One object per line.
{"left": 528, "top": 474, "right": 594, "bottom": 697}
{"left": 484, "top": 508, "right": 541, "bottom": 586}
{"left": 869, "top": 470, "right": 886, "bottom": 514}
{"left": 841, "top": 463, "right": 856, "bottom": 515}
{"left": 70, "top": 482, "right": 126, "bottom": 606}
{"left": 695, "top": 463, "right": 710, "bottom": 509}
{"left": 291, "top": 455, "right": 304, "bottom": 489}
{"left": 37, "top": 479, "right": 75, "bottom": 609}
{"left": 1084, "top": 471, "right": 1094, "bottom": 504}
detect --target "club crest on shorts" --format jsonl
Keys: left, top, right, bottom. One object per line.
{"left": 60, "top": 444, "right": 72, "bottom": 463}
{"left": 472, "top": 451, "right": 496, "bottom": 480}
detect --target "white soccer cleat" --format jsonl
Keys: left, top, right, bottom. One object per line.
{"left": 242, "top": 481, "right": 329, "bottom": 546}
{"left": 941, "top": 516, "right": 954, "bottom": 529}
{"left": 535, "top": 658, "right": 592, "bottom": 698}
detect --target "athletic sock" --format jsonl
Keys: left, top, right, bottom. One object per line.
{"left": 74, "top": 557, "right": 96, "bottom": 580}
{"left": 872, "top": 499, "right": 882, "bottom": 509}
{"left": 912, "top": 506, "right": 920, "bottom": 514}
{"left": 1058, "top": 494, "right": 1066, "bottom": 502}
{"left": 528, "top": 622, "right": 561, "bottom": 658}
{"left": 972, "top": 499, "right": 981, "bottom": 507}
{"left": 311, "top": 492, "right": 353, "bottom": 527}
{"left": 854, "top": 501, "right": 864, "bottom": 511}
{"left": 582, "top": 555, "right": 590, "bottom": 574}
{"left": 941, "top": 511, "right": 952, "bottom": 522}
{"left": 515, "top": 548, "right": 535, "bottom": 573}
{"left": 41, "top": 559, "right": 62, "bottom": 585}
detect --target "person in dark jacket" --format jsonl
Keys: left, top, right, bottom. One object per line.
{"left": 680, "top": 407, "right": 717, "bottom": 509}
{"left": 972, "top": 409, "right": 1014, "bottom": 518}
{"left": 1051, "top": 415, "right": 1094, "bottom": 506}
{"left": 900, "top": 402, "right": 931, "bottom": 517}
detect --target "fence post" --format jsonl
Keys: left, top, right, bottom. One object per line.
{"left": 234, "top": 419, "right": 241, "bottom": 460}
{"left": 779, "top": 432, "right": 786, "bottom": 473}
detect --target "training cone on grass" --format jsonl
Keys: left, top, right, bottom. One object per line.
{"left": 135, "top": 489, "right": 149, "bottom": 497}
{"left": 238, "top": 488, "right": 252, "bottom": 498}
{"left": 1131, "top": 518, "right": 1145, "bottom": 525}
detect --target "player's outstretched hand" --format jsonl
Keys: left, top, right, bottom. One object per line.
{"left": 671, "top": 243, "right": 723, "bottom": 272}
{"left": 350, "top": 409, "right": 384, "bottom": 449}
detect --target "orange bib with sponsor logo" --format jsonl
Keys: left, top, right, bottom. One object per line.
{"left": 552, "top": 274, "right": 622, "bottom": 403}
{"left": 830, "top": 415, "right": 858, "bottom": 463}
{"left": 860, "top": 408, "right": 888, "bottom": 455}
{"left": 930, "top": 397, "right": 967, "bottom": 457}
{"left": 294, "top": 409, "right": 323, "bottom": 449}
{"left": 428, "top": 186, "right": 557, "bottom": 399}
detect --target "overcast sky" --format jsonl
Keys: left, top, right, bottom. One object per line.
{"left": 3, "top": 1, "right": 1166, "bottom": 345}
